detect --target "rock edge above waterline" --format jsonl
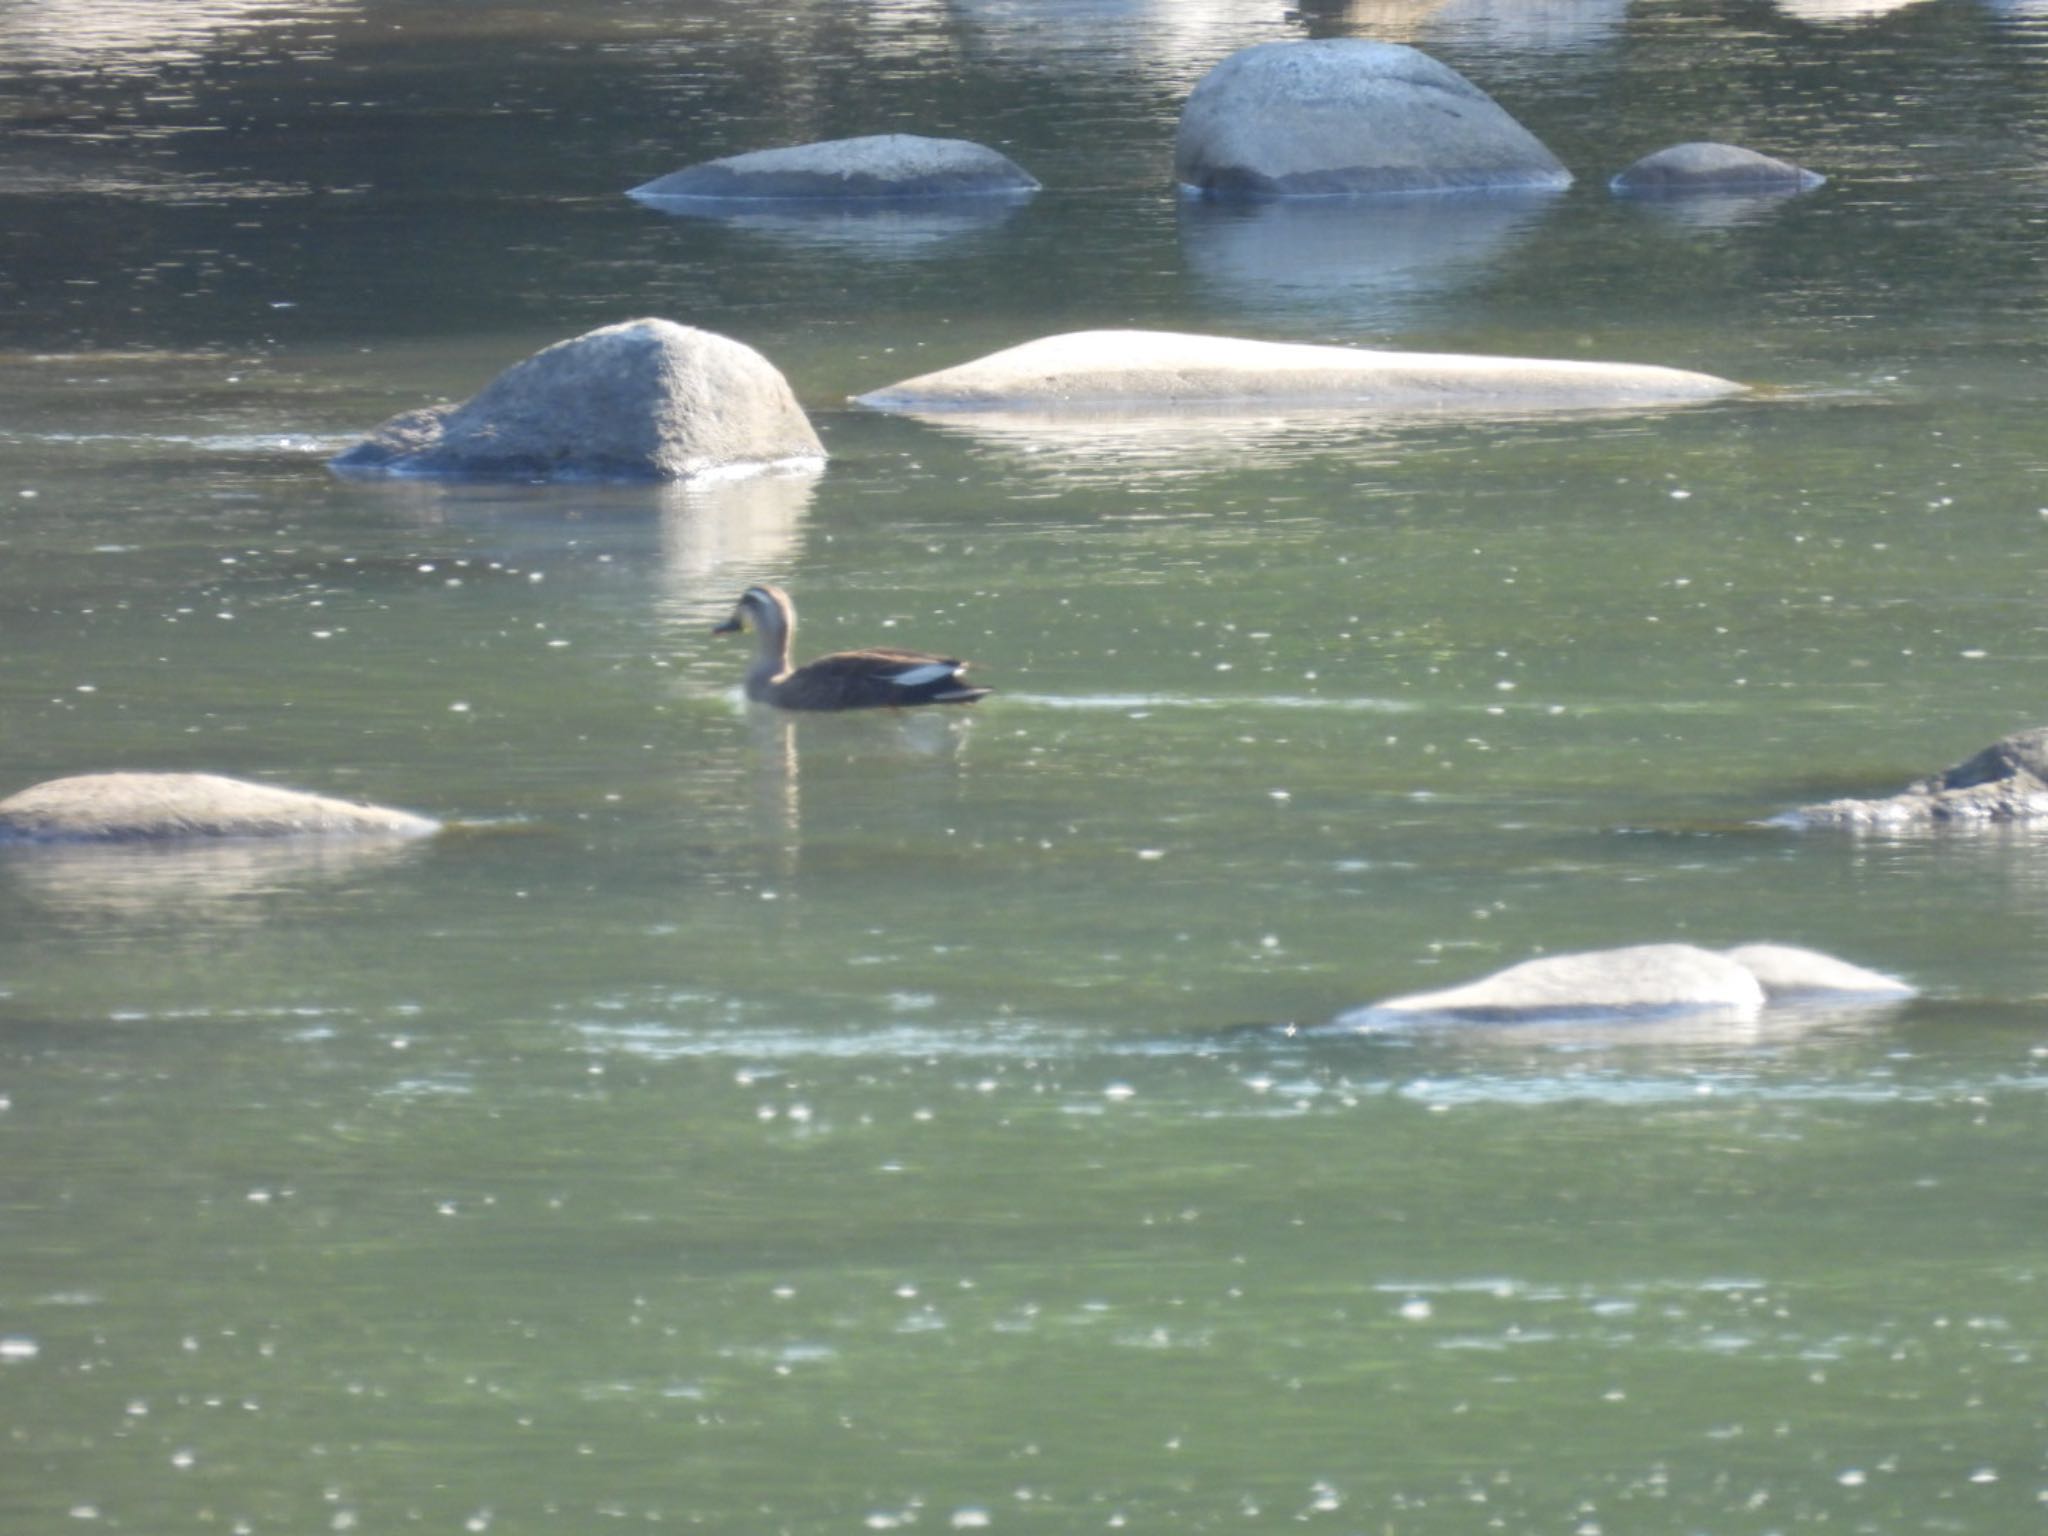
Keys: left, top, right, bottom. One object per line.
{"left": 630, "top": 133, "right": 1041, "bottom": 202}
{"left": 854, "top": 330, "right": 1745, "bottom": 415}
{"left": 330, "top": 318, "right": 825, "bottom": 482}
{"left": 0, "top": 773, "right": 440, "bottom": 842}
{"left": 1783, "top": 725, "right": 2048, "bottom": 828}
{"left": 1174, "top": 39, "right": 1571, "bottom": 198}
{"left": 1338, "top": 942, "right": 1912, "bottom": 1027}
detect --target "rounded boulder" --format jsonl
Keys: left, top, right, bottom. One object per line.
{"left": 1174, "top": 39, "right": 1570, "bottom": 198}
{"left": 330, "top": 319, "right": 825, "bottom": 482}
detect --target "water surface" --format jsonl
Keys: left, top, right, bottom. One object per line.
{"left": 6, "top": 2, "right": 2048, "bottom": 1531}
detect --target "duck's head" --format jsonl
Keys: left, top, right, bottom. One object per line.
{"left": 712, "top": 584, "right": 793, "bottom": 638}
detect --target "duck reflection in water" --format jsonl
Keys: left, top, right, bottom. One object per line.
{"left": 738, "top": 685, "right": 978, "bottom": 884}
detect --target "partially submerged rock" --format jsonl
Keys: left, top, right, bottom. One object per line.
{"left": 629, "top": 134, "right": 1040, "bottom": 202}
{"left": 1611, "top": 141, "right": 1824, "bottom": 195}
{"left": 1338, "top": 941, "right": 1911, "bottom": 1027}
{"left": 0, "top": 773, "right": 439, "bottom": 842}
{"left": 853, "top": 329, "right": 1744, "bottom": 416}
{"left": 1784, "top": 726, "right": 2048, "bottom": 828}
{"left": 1720, "top": 943, "right": 1916, "bottom": 1004}
{"left": 1174, "top": 39, "right": 1570, "bottom": 198}
{"left": 330, "top": 319, "right": 824, "bottom": 482}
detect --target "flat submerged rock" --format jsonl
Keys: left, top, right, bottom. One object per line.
{"left": 1338, "top": 942, "right": 1912, "bottom": 1028}
{"left": 854, "top": 329, "right": 1745, "bottom": 415}
{"left": 0, "top": 773, "right": 440, "bottom": 842}
{"left": 630, "top": 134, "right": 1040, "bottom": 202}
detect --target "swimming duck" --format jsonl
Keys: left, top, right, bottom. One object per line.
{"left": 711, "top": 584, "right": 991, "bottom": 710}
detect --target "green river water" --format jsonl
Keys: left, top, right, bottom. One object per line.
{"left": 6, "top": 2, "right": 2048, "bottom": 1531}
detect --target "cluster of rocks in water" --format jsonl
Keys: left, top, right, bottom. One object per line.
{"left": 12, "top": 37, "right": 2005, "bottom": 1031}
{"left": 326, "top": 40, "right": 1821, "bottom": 485}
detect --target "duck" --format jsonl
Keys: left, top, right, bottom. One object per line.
{"left": 711, "top": 584, "right": 991, "bottom": 710}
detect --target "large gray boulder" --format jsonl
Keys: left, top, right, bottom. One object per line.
{"left": 330, "top": 319, "right": 825, "bottom": 482}
{"left": 629, "top": 134, "right": 1040, "bottom": 202}
{"left": 1783, "top": 726, "right": 2048, "bottom": 828}
{"left": 1338, "top": 942, "right": 1911, "bottom": 1027}
{"left": 1611, "top": 141, "right": 1824, "bottom": 195}
{"left": 1174, "top": 39, "right": 1570, "bottom": 198}
{"left": 0, "top": 773, "right": 439, "bottom": 842}
{"left": 854, "top": 329, "right": 1744, "bottom": 416}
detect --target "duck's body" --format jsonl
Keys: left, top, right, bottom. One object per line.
{"left": 712, "top": 584, "right": 990, "bottom": 710}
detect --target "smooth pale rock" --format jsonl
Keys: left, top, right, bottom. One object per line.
{"left": 854, "top": 329, "right": 1744, "bottom": 415}
{"left": 629, "top": 134, "right": 1040, "bottom": 201}
{"left": 0, "top": 773, "right": 439, "bottom": 842}
{"left": 1611, "top": 142, "right": 1824, "bottom": 195}
{"left": 1784, "top": 726, "right": 2048, "bottom": 828}
{"left": 1721, "top": 944, "right": 1914, "bottom": 1002}
{"left": 1340, "top": 941, "right": 1915, "bottom": 1027}
{"left": 1174, "top": 39, "right": 1570, "bottom": 198}
{"left": 330, "top": 319, "right": 824, "bottom": 482}
{"left": 1363, "top": 944, "right": 1769, "bottom": 1022}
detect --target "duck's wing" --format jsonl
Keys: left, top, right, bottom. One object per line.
{"left": 776, "top": 648, "right": 990, "bottom": 709}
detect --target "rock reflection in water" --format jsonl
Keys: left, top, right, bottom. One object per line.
{"left": 339, "top": 463, "right": 819, "bottom": 628}
{"left": 1615, "top": 188, "right": 1820, "bottom": 232}
{"left": 629, "top": 195, "right": 1033, "bottom": 258}
{"left": 1178, "top": 192, "right": 1559, "bottom": 329}
{"left": 0, "top": 0, "right": 346, "bottom": 71}
{"left": 873, "top": 404, "right": 1396, "bottom": 475}
{"left": 657, "top": 466, "right": 821, "bottom": 626}
{"left": 1773, "top": 0, "right": 1934, "bottom": 20}
{"left": 1327, "top": 0, "right": 1629, "bottom": 54}
{"left": 3, "top": 835, "right": 431, "bottom": 923}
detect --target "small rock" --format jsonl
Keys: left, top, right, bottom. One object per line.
{"left": 629, "top": 134, "right": 1040, "bottom": 202}
{"left": 1611, "top": 141, "right": 1824, "bottom": 195}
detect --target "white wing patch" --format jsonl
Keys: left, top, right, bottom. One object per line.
{"left": 890, "top": 662, "right": 959, "bottom": 688}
